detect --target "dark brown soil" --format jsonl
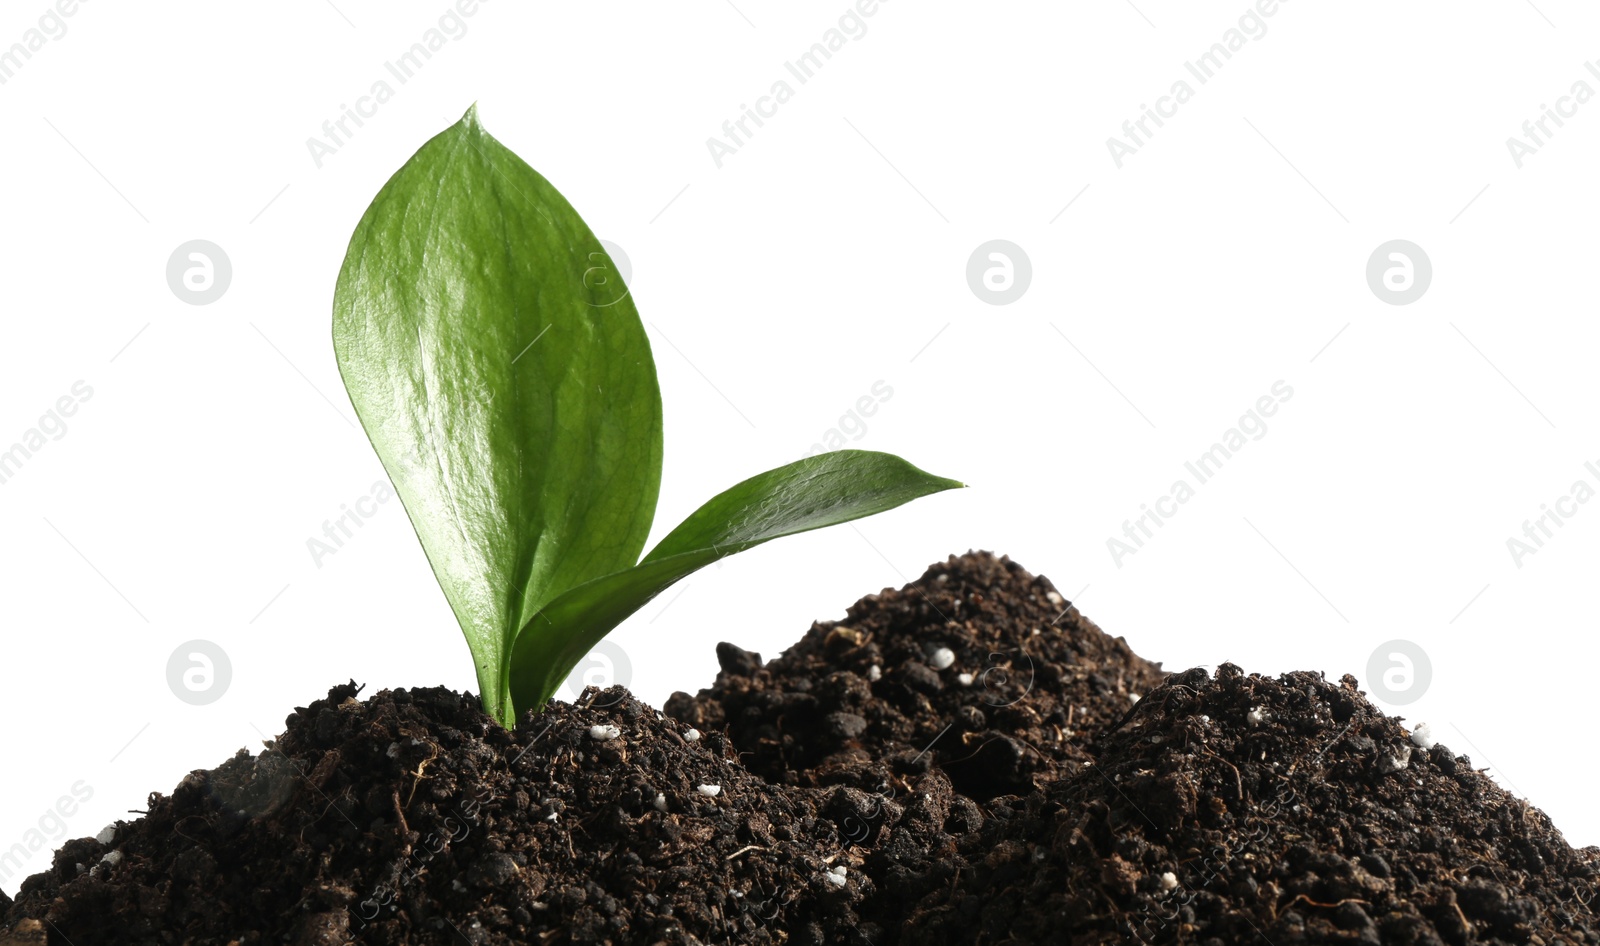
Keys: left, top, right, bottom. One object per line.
{"left": 665, "top": 552, "right": 1166, "bottom": 800}
{"left": 885, "top": 663, "right": 1600, "bottom": 944}
{"left": 5, "top": 551, "right": 1596, "bottom": 945}
{"left": 0, "top": 684, "right": 928, "bottom": 945}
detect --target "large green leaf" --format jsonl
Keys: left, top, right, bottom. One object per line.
{"left": 333, "top": 106, "right": 663, "bottom": 726}
{"left": 507, "top": 450, "right": 963, "bottom": 715}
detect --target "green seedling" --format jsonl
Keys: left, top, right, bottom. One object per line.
{"left": 332, "top": 106, "right": 961, "bottom": 727}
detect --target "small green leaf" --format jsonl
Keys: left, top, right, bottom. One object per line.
{"left": 507, "top": 450, "right": 963, "bottom": 714}
{"left": 333, "top": 106, "right": 663, "bottom": 726}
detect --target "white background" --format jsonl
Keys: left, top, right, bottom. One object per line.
{"left": 4, "top": 0, "right": 1599, "bottom": 893}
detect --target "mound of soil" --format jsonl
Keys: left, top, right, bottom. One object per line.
{"left": 0, "top": 682, "right": 956, "bottom": 945}
{"left": 5, "top": 551, "right": 1597, "bottom": 945}
{"left": 665, "top": 553, "right": 1165, "bottom": 799}
{"left": 892, "top": 663, "right": 1600, "bottom": 945}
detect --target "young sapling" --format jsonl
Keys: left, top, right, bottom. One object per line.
{"left": 333, "top": 106, "right": 962, "bottom": 727}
